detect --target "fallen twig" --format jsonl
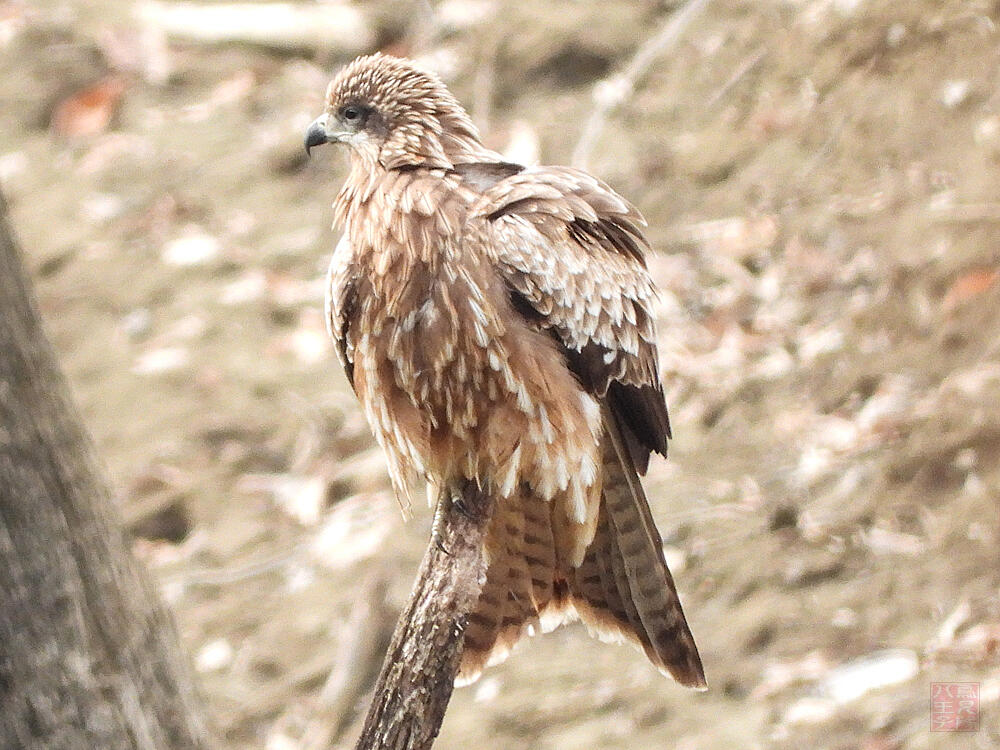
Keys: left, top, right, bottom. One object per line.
{"left": 705, "top": 46, "right": 767, "bottom": 109}
{"left": 572, "top": 0, "right": 713, "bottom": 169}
{"left": 928, "top": 202, "right": 1000, "bottom": 223}
{"left": 302, "top": 572, "right": 394, "bottom": 750}
{"left": 135, "top": 1, "right": 374, "bottom": 53}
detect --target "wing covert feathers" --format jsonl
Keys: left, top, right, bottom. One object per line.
{"left": 470, "top": 165, "right": 672, "bottom": 473}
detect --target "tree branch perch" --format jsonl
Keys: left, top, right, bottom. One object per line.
{"left": 353, "top": 481, "right": 494, "bottom": 750}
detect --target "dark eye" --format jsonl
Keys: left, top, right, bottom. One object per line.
{"left": 339, "top": 104, "right": 365, "bottom": 125}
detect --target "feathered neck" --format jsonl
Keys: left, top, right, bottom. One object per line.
{"left": 332, "top": 126, "right": 498, "bottom": 232}
{"left": 376, "top": 107, "right": 495, "bottom": 171}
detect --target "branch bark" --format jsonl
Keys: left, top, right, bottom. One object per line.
{"left": 353, "top": 482, "right": 494, "bottom": 750}
{"left": 0, "top": 190, "right": 209, "bottom": 750}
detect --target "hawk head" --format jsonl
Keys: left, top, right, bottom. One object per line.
{"left": 305, "top": 53, "right": 483, "bottom": 170}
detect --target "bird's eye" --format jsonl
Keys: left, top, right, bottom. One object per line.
{"left": 341, "top": 106, "right": 361, "bottom": 122}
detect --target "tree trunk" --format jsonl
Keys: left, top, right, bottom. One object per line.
{"left": 0, "top": 190, "right": 210, "bottom": 750}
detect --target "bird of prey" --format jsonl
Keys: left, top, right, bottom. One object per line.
{"left": 306, "top": 53, "right": 705, "bottom": 689}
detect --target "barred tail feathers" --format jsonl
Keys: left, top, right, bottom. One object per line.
{"left": 570, "top": 406, "right": 706, "bottom": 688}
{"left": 457, "top": 410, "right": 705, "bottom": 689}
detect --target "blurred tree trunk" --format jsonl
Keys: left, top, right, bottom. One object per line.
{"left": 0, "top": 190, "right": 209, "bottom": 750}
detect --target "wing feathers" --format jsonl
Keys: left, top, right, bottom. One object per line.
{"left": 324, "top": 235, "right": 362, "bottom": 390}
{"left": 469, "top": 164, "right": 668, "bottom": 463}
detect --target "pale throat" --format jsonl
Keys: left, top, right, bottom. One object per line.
{"left": 335, "top": 163, "right": 453, "bottom": 285}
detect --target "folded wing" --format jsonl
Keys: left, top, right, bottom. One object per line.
{"left": 457, "top": 165, "right": 704, "bottom": 688}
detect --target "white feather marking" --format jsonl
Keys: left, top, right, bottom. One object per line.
{"left": 553, "top": 455, "right": 570, "bottom": 493}
{"left": 537, "top": 404, "right": 555, "bottom": 444}
{"left": 623, "top": 300, "right": 637, "bottom": 325}
{"left": 586, "top": 295, "right": 602, "bottom": 317}
{"left": 499, "top": 443, "right": 522, "bottom": 498}
{"left": 568, "top": 482, "right": 587, "bottom": 523}
{"left": 485, "top": 642, "right": 514, "bottom": 668}
{"left": 467, "top": 297, "right": 489, "bottom": 326}
{"left": 580, "top": 393, "right": 601, "bottom": 435}
{"left": 578, "top": 452, "right": 598, "bottom": 488}
{"left": 622, "top": 327, "right": 639, "bottom": 355}
{"left": 515, "top": 384, "right": 533, "bottom": 412}
{"left": 473, "top": 321, "right": 490, "bottom": 347}
{"left": 501, "top": 366, "right": 522, "bottom": 398}
{"left": 539, "top": 601, "right": 577, "bottom": 633}
{"left": 536, "top": 463, "right": 555, "bottom": 499}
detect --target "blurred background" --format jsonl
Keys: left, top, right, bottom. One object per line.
{"left": 1, "top": 0, "right": 998, "bottom": 748}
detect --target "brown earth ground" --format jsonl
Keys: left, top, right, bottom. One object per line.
{"left": 2, "top": 1, "right": 999, "bottom": 748}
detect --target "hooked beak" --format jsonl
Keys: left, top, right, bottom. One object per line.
{"left": 304, "top": 115, "right": 331, "bottom": 156}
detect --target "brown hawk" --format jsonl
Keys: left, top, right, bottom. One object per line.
{"left": 306, "top": 53, "right": 705, "bottom": 689}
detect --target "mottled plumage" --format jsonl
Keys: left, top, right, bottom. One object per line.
{"left": 307, "top": 53, "right": 705, "bottom": 688}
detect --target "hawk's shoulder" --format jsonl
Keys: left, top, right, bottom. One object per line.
{"left": 451, "top": 161, "right": 524, "bottom": 192}
{"left": 473, "top": 165, "right": 649, "bottom": 262}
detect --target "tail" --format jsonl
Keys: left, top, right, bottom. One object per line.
{"left": 570, "top": 405, "right": 706, "bottom": 688}
{"left": 456, "top": 481, "right": 557, "bottom": 685}
{"left": 457, "top": 407, "right": 705, "bottom": 689}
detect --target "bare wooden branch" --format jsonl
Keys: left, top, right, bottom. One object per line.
{"left": 353, "top": 481, "right": 494, "bottom": 750}
{"left": 572, "top": 0, "right": 712, "bottom": 169}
